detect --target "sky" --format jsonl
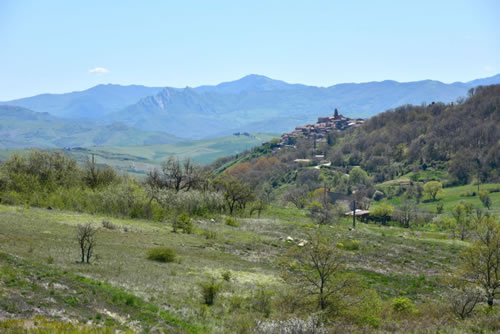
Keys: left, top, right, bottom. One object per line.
{"left": 0, "top": 0, "right": 499, "bottom": 100}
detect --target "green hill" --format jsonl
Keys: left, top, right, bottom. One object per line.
{"left": 0, "top": 105, "right": 181, "bottom": 148}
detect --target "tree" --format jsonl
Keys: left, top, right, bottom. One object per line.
{"left": 250, "top": 199, "right": 268, "bottom": 218}
{"left": 283, "top": 187, "right": 309, "bottom": 209}
{"left": 461, "top": 216, "right": 500, "bottom": 307}
{"left": 371, "top": 203, "right": 394, "bottom": 225}
{"left": 281, "top": 233, "right": 348, "bottom": 310}
{"left": 308, "top": 201, "right": 334, "bottom": 225}
{"left": 213, "top": 176, "right": 254, "bottom": 215}
{"left": 349, "top": 167, "right": 369, "bottom": 186}
{"left": 447, "top": 281, "right": 483, "bottom": 319}
{"left": 479, "top": 190, "right": 491, "bottom": 210}
{"left": 394, "top": 200, "right": 416, "bottom": 228}
{"left": 83, "top": 154, "right": 117, "bottom": 190}
{"left": 452, "top": 202, "right": 473, "bottom": 241}
{"left": 424, "top": 181, "right": 442, "bottom": 201}
{"left": 161, "top": 156, "right": 205, "bottom": 192}
{"left": 76, "top": 223, "right": 97, "bottom": 264}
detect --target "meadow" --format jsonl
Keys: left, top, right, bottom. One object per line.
{"left": 1, "top": 197, "right": 499, "bottom": 333}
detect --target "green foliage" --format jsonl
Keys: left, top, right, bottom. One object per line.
{"left": 424, "top": 181, "right": 443, "bottom": 201}
{"left": 147, "top": 247, "right": 177, "bottom": 263}
{"left": 251, "top": 287, "right": 274, "bottom": 317}
{"left": 199, "top": 278, "right": 222, "bottom": 306}
{"left": 225, "top": 217, "right": 240, "bottom": 227}
{"left": 213, "top": 176, "right": 255, "bottom": 215}
{"left": 340, "top": 239, "right": 361, "bottom": 251}
{"left": 436, "top": 202, "right": 444, "bottom": 214}
{"left": 479, "top": 190, "right": 491, "bottom": 209}
{"left": 392, "top": 296, "right": 415, "bottom": 314}
{"left": 221, "top": 270, "right": 232, "bottom": 282}
{"left": 349, "top": 166, "right": 369, "bottom": 185}
{"left": 371, "top": 203, "right": 394, "bottom": 224}
{"left": 173, "top": 213, "right": 193, "bottom": 233}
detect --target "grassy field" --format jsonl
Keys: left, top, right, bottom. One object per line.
{"left": 0, "top": 201, "right": 477, "bottom": 332}
{"left": 0, "top": 133, "right": 278, "bottom": 176}
{"left": 379, "top": 183, "right": 500, "bottom": 216}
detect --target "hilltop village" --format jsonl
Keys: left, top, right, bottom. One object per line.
{"left": 279, "top": 109, "right": 364, "bottom": 146}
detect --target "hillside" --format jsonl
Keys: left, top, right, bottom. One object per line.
{"left": 0, "top": 105, "right": 181, "bottom": 148}
{"left": 210, "top": 84, "right": 500, "bottom": 195}
{"left": 0, "top": 133, "right": 277, "bottom": 175}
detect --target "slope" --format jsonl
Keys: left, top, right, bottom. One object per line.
{"left": 0, "top": 105, "right": 181, "bottom": 148}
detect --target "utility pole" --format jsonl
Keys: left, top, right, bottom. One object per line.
{"left": 352, "top": 199, "right": 356, "bottom": 228}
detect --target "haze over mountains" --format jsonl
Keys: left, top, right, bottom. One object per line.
{"left": 1, "top": 73, "right": 500, "bottom": 145}
{"left": 0, "top": 105, "right": 180, "bottom": 149}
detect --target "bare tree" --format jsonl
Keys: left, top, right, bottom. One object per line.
{"left": 160, "top": 156, "right": 205, "bottom": 192}
{"left": 281, "top": 232, "right": 349, "bottom": 310}
{"left": 448, "top": 283, "right": 483, "bottom": 319}
{"left": 76, "top": 223, "right": 98, "bottom": 264}
{"left": 394, "top": 200, "right": 416, "bottom": 228}
{"left": 283, "top": 187, "right": 309, "bottom": 209}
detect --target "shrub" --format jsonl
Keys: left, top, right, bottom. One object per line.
{"left": 202, "top": 229, "right": 217, "bottom": 240}
{"left": 146, "top": 247, "right": 176, "bottom": 263}
{"left": 436, "top": 202, "right": 444, "bottom": 214}
{"left": 101, "top": 220, "right": 116, "bottom": 230}
{"left": 252, "top": 287, "right": 274, "bottom": 317}
{"left": 341, "top": 239, "right": 361, "bottom": 251}
{"left": 172, "top": 213, "right": 193, "bottom": 233}
{"left": 221, "top": 270, "right": 232, "bottom": 282}
{"left": 199, "top": 278, "right": 222, "bottom": 306}
{"left": 225, "top": 217, "right": 239, "bottom": 227}
{"left": 255, "top": 316, "right": 327, "bottom": 334}
{"left": 392, "top": 296, "right": 415, "bottom": 314}
{"left": 479, "top": 190, "right": 491, "bottom": 209}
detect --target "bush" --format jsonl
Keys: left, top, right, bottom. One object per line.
{"left": 392, "top": 296, "right": 415, "bottom": 314}
{"left": 146, "top": 247, "right": 176, "bottom": 263}
{"left": 252, "top": 287, "right": 273, "bottom": 317}
{"left": 101, "top": 220, "right": 116, "bottom": 230}
{"left": 199, "top": 278, "right": 222, "bottom": 305}
{"left": 221, "top": 270, "right": 232, "bottom": 282}
{"left": 202, "top": 229, "right": 217, "bottom": 240}
{"left": 173, "top": 213, "right": 193, "bottom": 233}
{"left": 255, "top": 316, "right": 327, "bottom": 334}
{"left": 225, "top": 217, "right": 239, "bottom": 227}
{"left": 479, "top": 190, "right": 491, "bottom": 209}
{"left": 436, "top": 202, "right": 444, "bottom": 214}
{"left": 340, "top": 239, "right": 361, "bottom": 251}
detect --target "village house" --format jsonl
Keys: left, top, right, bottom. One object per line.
{"left": 279, "top": 109, "right": 364, "bottom": 146}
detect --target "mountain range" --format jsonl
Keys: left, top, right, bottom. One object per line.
{"left": 0, "top": 105, "right": 180, "bottom": 148}
{"left": 2, "top": 73, "right": 500, "bottom": 142}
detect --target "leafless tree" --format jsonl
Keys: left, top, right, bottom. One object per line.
{"left": 281, "top": 232, "right": 349, "bottom": 310}
{"left": 448, "top": 283, "right": 483, "bottom": 319}
{"left": 76, "top": 223, "right": 98, "bottom": 264}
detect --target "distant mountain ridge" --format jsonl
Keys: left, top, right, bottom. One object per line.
{"left": 1, "top": 84, "right": 163, "bottom": 119}
{"left": 2, "top": 74, "right": 500, "bottom": 139}
{"left": 0, "top": 105, "right": 180, "bottom": 148}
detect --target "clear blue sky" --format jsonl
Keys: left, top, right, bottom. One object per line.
{"left": 0, "top": 0, "right": 498, "bottom": 100}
